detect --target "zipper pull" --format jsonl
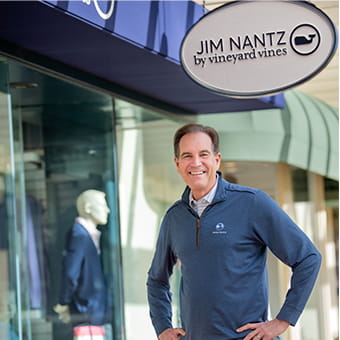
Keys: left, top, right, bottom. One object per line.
{"left": 196, "top": 219, "right": 201, "bottom": 247}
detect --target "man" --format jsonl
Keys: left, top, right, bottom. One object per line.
{"left": 147, "top": 124, "right": 321, "bottom": 340}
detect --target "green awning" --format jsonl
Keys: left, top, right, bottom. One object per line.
{"left": 198, "top": 90, "right": 338, "bottom": 180}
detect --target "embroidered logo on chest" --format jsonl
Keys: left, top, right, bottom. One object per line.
{"left": 212, "top": 222, "right": 227, "bottom": 234}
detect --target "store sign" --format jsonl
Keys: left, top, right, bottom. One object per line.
{"left": 181, "top": 1, "right": 337, "bottom": 98}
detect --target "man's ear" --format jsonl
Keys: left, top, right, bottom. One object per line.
{"left": 174, "top": 157, "right": 180, "bottom": 168}
{"left": 216, "top": 152, "right": 222, "bottom": 165}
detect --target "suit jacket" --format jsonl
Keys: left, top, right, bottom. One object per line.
{"left": 59, "top": 222, "right": 108, "bottom": 326}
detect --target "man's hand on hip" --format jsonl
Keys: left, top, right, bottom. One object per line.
{"left": 158, "top": 328, "right": 186, "bottom": 340}
{"left": 236, "top": 318, "right": 290, "bottom": 340}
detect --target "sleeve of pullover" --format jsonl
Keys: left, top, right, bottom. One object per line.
{"left": 147, "top": 216, "right": 177, "bottom": 336}
{"left": 252, "top": 190, "right": 322, "bottom": 326}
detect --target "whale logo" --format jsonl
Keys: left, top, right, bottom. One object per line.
{"left": 290, "top": 24, "right": 320, "bottom": 56}
{"left": 295, "top": 34, "right": 316, "bottom": 46}
{"left": 215, "top": 223, "right": 225, "bottom": 231}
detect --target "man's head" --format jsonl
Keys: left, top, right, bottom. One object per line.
{"left": 173, "top": 124, "right": 221, "bottom": 200}
{"left": 173, "top": 124, "right": 220, "bottom": 158}
{"left": 76, "top": 190, "right": 110, "bottom": 226}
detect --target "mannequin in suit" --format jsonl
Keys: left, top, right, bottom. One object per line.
{"left": 54, "top": 189, "right": 110, "bottom": 326}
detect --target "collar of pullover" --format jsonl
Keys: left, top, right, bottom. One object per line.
{"left": 182, "top": 171, "right": 229, "bottom": 205}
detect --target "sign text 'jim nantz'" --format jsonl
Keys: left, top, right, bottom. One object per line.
{"left": 180, "top": 1, "right": 337, "bottom": 98}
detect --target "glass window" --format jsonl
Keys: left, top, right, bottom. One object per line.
{"left": 0, "top": 60, "right": 19, "bottom": 340}
{"left": 1, "top": 59, "right": 123, "bottom": 340}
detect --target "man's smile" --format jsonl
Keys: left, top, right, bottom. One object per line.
{"left": 189, "top": 170, "right": 206, "bottom": 175}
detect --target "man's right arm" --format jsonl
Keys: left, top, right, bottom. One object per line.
{"left": 146, "top": 218, "right": 178, "bottom": 337}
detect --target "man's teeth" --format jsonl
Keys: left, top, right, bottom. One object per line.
{"left": 190, "top": 171, "right": 205, "bottom": 175}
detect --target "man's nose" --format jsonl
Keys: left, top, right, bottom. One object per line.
{"left": 191, "top": 155, "right": 202, "bottom": 166}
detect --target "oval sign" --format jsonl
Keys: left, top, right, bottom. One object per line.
{"left": 180, "top": 1, "right": 338, "bottom": 98}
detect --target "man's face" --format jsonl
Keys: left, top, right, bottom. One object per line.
{"left": 174, "top": 132, "right": 221, "bottom": 200}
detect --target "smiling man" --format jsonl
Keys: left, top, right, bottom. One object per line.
{"left": 147, "top": 124, "right": 321, "bottom": 340}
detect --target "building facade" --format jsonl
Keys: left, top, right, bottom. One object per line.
{"left": 0, "top": 1, "right": 338, "bottom": 340}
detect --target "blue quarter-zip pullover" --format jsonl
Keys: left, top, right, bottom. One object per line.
{"left": 147, "top": 173, "right": 321, "bottom": 340}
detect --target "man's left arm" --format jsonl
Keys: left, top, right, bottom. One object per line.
{"left": 238, "top": 190, "right": 322, "bottom": 339}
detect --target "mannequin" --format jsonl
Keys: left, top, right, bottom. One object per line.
{"left": 54, "top": 190, "right": 110, "bottom": 326}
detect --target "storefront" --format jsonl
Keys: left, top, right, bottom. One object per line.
{"left": 0, "top": 1, "right": 338, "bottom": 340}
